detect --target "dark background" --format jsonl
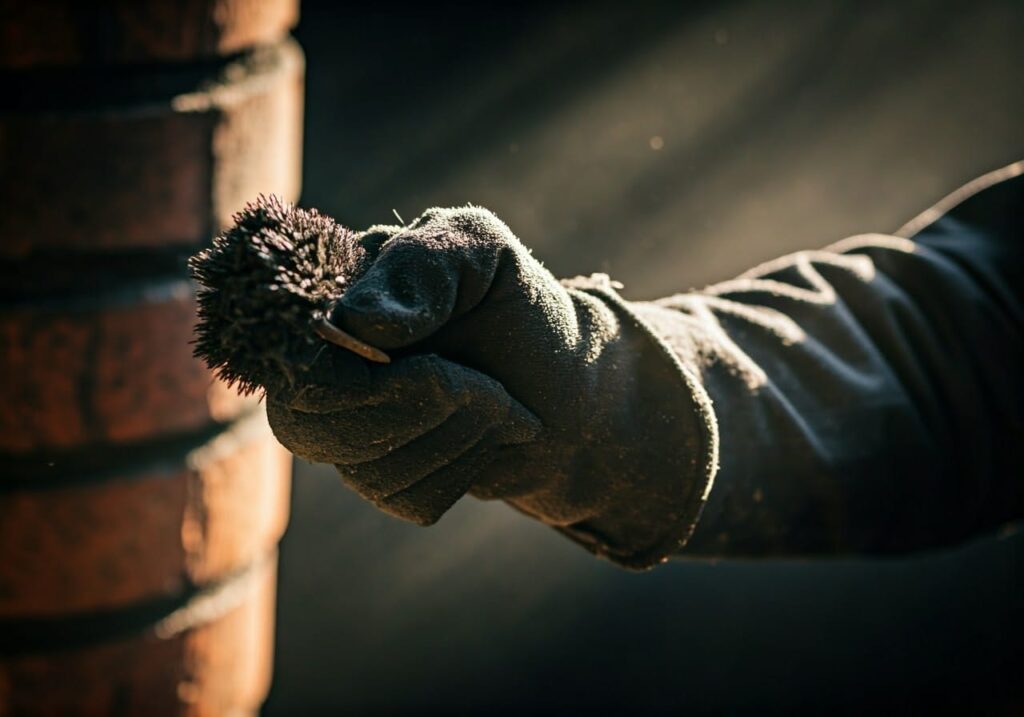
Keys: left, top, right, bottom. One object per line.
{"left": 266, "top": 1, "right": 1024, "bottom": 713}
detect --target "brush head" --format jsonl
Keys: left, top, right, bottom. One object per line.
{"left": 189, "top": 195, "right": 371, "bottom": 395}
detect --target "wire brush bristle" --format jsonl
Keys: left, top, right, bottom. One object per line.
{"left": 189, "top": 195, "right": 370, "bottom": 395}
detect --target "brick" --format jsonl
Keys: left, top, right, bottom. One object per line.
{"left": 0, "top": 557, "right": 277, "bottom": 717}
{"left": 0, "top": 39, "right": 303, "bottom": 259}
{"left": 0, "top": 279, "right": 258, "bottom": 453}
{"left": 0, "top": 412, "right": 290, "bottom": 616}
{"left": 0, "top": 0, "right": 299, "bottom": 68}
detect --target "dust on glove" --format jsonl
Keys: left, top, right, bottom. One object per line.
{"left": 263, "top": 206, "right": 716, "bottom": 569}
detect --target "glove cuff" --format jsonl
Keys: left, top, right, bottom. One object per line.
{"left": 553, "top": 274, "right": 720, "bottom": 569}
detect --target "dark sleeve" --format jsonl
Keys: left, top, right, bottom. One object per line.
{"left": 637, "top": 163, "right": 1024, "bottom": 558}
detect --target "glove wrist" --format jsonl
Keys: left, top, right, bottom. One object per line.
{"left": 491, "top": 274, "right": 719, "bottom": 569}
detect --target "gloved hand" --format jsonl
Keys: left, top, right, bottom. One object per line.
{"left": 266, "top": 207, "right": 715, "bottom": 569}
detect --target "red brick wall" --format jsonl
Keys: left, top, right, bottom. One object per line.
{"left": 0, "top": 2, "right": 301, "bottom": 714}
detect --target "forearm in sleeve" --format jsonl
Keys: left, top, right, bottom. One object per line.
{"left": 636, "top": 163, "right": 1024, "bottom": 558}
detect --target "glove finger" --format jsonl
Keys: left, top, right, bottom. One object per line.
{"left": 268, "top": 344, "right": 372, "bottom": 413}
{"left": 332, "top": 207, "right": 516, "bottom": 350}
{"left": 332, "top": 240, "right": 460, "bottom": 350}
{"left": 336, "top": 367, "right": 540, "bottom": 524}
{"left": 332, "top": 354, "right": 540, "bottom": 488}
{"left": 335, "top": 405, "right": 493, "bottom": 504}
{"left": 356, "top": 224, "right": 403, "bottom": 261}
{"left": 267, "top": 394, "right": 456, "bottom": 466}
{"left": 268, "top": 354, "right": 540, "bottom": 470}
{"left": 373, "top": 431, "right": 507, "bottom": 526}
{"left": 267, "top": 354, "right": 462, "bottom": 464}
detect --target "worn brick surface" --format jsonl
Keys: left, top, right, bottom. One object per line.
{"left": 0, "top": 280, "right": 258, "bottom": 453}
{"left": 180, "top": 417, "right": 292, "bottom": 588}
{"left": 0, "top": 39, "right": 303, "bottom": 259}
{"left": 0, "top": 558, "right": 277, "bottom": 717}
{"left": 0, "top": 413, "right": 290, "bottom": 616}
{"left": 0, "top": 0, "right": 299, "bottom": 68}
{"left": 0, "top": 9, "right": 303, "bottom": 715}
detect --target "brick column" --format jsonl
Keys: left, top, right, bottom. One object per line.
{"left": 0, "top": 2, "right": 302, "bottom": 714}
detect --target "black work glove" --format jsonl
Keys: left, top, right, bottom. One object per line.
{"left": 266, "top": 207, "right": 714, "bottom": 569}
